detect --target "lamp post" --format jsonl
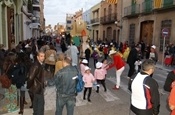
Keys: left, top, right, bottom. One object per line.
{"left": 115, "top": 20, "right": 122, "bottom": 43}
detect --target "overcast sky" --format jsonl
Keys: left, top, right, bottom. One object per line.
{"left": 44, "top": 0, "right": 102, "bottom": 27}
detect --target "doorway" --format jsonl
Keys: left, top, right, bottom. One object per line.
{"left": 140, "top": 20, "right": 154, "bottom": 45}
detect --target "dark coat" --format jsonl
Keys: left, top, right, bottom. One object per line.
{"left": 27, "top": 60, "right": 45, "bottom": 94}
{"left": 127, "top": 48, "right": 138, "bottom": 65}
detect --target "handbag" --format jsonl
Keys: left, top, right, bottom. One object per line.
{"left": 0, "top": 64, "right": 12, "bottom": 89}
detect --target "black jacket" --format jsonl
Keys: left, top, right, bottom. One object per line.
{"left": 164, "top": 70, "right": 175, "bottom": 92}
{"left": 127, "top": 48, "right": 138, "bottom": 65}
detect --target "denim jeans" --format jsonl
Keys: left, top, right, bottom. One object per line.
{"left": 33, "top": 94, "right": 44, "bottom": 115}
{"left": 56, "top": 94, "right": 76, "bottom": 115}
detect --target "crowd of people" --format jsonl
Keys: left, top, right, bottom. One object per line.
{"left": 0, "top": 35, "right": 174, "bottom": 115}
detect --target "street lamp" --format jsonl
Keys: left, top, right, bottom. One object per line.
{"left": 115, "top": 20, "right": 122, "bottom": 29}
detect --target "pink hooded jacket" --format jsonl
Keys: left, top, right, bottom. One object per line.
{"left": 83, "top": 73, "right": 95, "bottom": 88}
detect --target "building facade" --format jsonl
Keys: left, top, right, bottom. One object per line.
{"left": 0, "top": 0, "right": 44, "bottom": 49}
{"left": 90, "top": 2, "right": 101, "bottom": 42}
{"left": 100, "top": 1, "right": 118, "bottom": 42}
{"left": 122, "top": 0, "right": 175, "bottom": 52}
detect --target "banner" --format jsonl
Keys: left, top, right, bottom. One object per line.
{"left": 106, "top": 0, "right": 118, "bottom": 4}
{"left": 154, "top": 0, "right": 162, "bottom": 8}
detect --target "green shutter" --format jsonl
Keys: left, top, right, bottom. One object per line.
{"left": 164, "top": 0, "right": 173, "bottom": 8}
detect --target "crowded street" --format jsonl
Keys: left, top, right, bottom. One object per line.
{"left": 0, "top": 44, "right": 173, "bottom": 115}
{"left": 1, "top": 0, "right": 175, "bottom": 115}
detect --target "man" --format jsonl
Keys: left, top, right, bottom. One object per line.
{"left": 27, "top": 51, "right": 45, "bottom": 115}
{"left": 47, "top": 55, "right": 78, "bottom": 115}
{"left": 130, "top": 59, "right": 160, "bottom": 115}
{"left": 127, "top": 45, "right": 140, "bottom": 79}
{"left": 69, "top": 42, "right": 79, "bottom": 66}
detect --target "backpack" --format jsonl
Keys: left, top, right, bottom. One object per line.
{"left": 75, "top": 67, "right": 84, "bottom": 93}
{"left": 8, "top": 63, "right": 27, "bottom": 88}
{"left": 163, "top": 70, "right": 175, "bottom": 92}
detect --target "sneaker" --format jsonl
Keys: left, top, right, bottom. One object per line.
{"left": 112, "top": 86, "right": 119, "bottom": 90}
{"left": 127, "top": 77, "right": 130, "bottom": 79}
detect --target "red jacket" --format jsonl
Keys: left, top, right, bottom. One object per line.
{"left": 108, "top": 54, "right": 125, "bottom": 70}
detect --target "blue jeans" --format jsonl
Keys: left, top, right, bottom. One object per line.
{"left": 56, "top": 94, "right": 76, "bottom": 115}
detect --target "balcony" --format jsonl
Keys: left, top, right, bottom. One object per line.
{"left": 142, "top": 0, "right": 153, "bottom": 14}
{"left": 100, "top": 13, "right": 117, "bottom": 24}
{"left": 153, "top": 0, "right": 175, "bottom": 11}
{"left": 91, "top": 18, "right": 100, "bottom": 24}
{"left": 32, "top": 0, "right": 40, "bottom": 11}
{"left": 124, "top": 4, "right": 140, "bottom": 17}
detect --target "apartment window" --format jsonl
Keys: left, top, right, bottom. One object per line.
{"left": 103, "top": 30, "right": 105, "bottom": 40}
{"left": 113, "top": 30, "right": 116, "bottom": 41}
{"left": 67, "top": 20, "right": 71, "bottom": 24}
{"left": 104, "top": 8, "right": 106, "bottom": 16}
{"left": 114, "top": 4, "right": 117, "bottom": 14}
{"left": 108, "top": 5, "right": 112, "bottom": 14}
{"left": 129, "top": 24, "right": 135, "bottom": 45}
{"left": 159, "top": 20, "right": 172, "bottom": 51}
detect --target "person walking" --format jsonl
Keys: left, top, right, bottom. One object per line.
{"left": 169, "top": 81, "right": 175, "bottom": 115}
{"left": 83, "top": 66, "right": 95, "bottom": 102}
{"left": 27, "top": 51, "right": 45, "bottom": 115}
{"left": 69, "top": 42, "right": 79, "bottom": 66}
{"left": 85, "top": 45, "right": 91, "bottom": 66}
{"left": 127, "top": 45, "right": 140, "bottom": 79}
{"left": 94, "top": 62, "right": 107, "bottom": 93}
{"left": 130, "top": 59, "right": 160, "bottom": 115}
{"left": 47, "top": 55, "right": 78, "bottom": 115}
{"left": 108, "top": 50, "right": 125, "bottom": 90}
{"left": 80, "top": 59, "right": 88, "bottom": 76}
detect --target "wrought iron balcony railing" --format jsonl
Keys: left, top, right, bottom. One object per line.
{"left": 100, "top": 13, "right": 117, "bottom": 24}
{"left": 124, "top": 4, "right": 140, "bottom": 17}
{"left": 91, "top": 18, "right": 100, "bottom": 24}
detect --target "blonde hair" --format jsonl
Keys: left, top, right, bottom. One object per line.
{"left": 57, "top": 53, "right": 65, "bottom": 61}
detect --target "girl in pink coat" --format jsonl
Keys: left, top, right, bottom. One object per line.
{"left": 80, "top": 59, "right": 88, "bottom": 76}
{"left": 83, "top": 66, "right": 95, "bottom": 102}
{"left": 94, "top": 62, "right": 107, "bottom": 93}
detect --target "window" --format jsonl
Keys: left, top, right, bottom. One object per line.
{"left": 129, "top": 24, "right": 135, "bottom": 45}
{"left": 113, "top": 30, "right": 116, "bottom": 41}
{"left": 159, "top": 20, "right": 172, "bottom": 51}
{"left": 103, "top": 30, "right": 105, "bottom": 40}
{"left": 67, "top": 20, "right": 71, "bottom": 24}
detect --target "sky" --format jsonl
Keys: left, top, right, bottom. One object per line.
{"left": 44, "top": 0, "right": 102, "bottom": 27}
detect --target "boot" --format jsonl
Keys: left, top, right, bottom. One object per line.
{"left": 18, "top": 96, "right": 24, "bottom": 114}
{"left": 96, "top": 86, "right": 99, "bottom": 93}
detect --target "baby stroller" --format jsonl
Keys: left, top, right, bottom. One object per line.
{"left": 164, "top": 55, "right": 173, "bottom": 66}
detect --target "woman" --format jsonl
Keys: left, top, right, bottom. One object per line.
{"left": 149, "top": 45, "right": 158, "bottom": 63}
{"left": 0, "top": 52, "right": 18, "bottom": 113}
{"left": 107, "top": 50, "right": 125, "bottom": 90}
{"left": 169, "top": 81, "right": 175, "bottom": 115}
{"left": 45, "top": 44, "right": 57, "bottom": 78}
{"left": 54, "top": 53, "right": 64, "bottom": 74}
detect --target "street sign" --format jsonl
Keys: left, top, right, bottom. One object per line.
{"left": 162, "top": 28, "right": 169, "bottom": 37}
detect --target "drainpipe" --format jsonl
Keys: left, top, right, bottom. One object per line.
{"left": 120, "top": 0, "right": 123, "bottom": 43}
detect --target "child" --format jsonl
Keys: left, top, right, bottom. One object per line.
{"left": 134, "top": 59, "right": 142, "bottom": 73}
{"left": 83, "top": 66, "right": 95, "bottom": 102}
{"left": 94, "top": 62, "right": 107, "bottom": 93}
{"left": 101, "top": 59, "right": 109, "bottom": 78}
{"left": 80, "top": 59, "right": 88, "bottom": 76}
{"left": 169, "top": 81, "right": 175, "bottom": 115}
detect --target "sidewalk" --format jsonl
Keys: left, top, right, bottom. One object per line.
{"left": 155, "top": 61, "right": 174, "bottom": 72}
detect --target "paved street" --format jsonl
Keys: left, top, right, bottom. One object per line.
{"left": 1, "top": 45, "right": 174, "bottom": 115}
